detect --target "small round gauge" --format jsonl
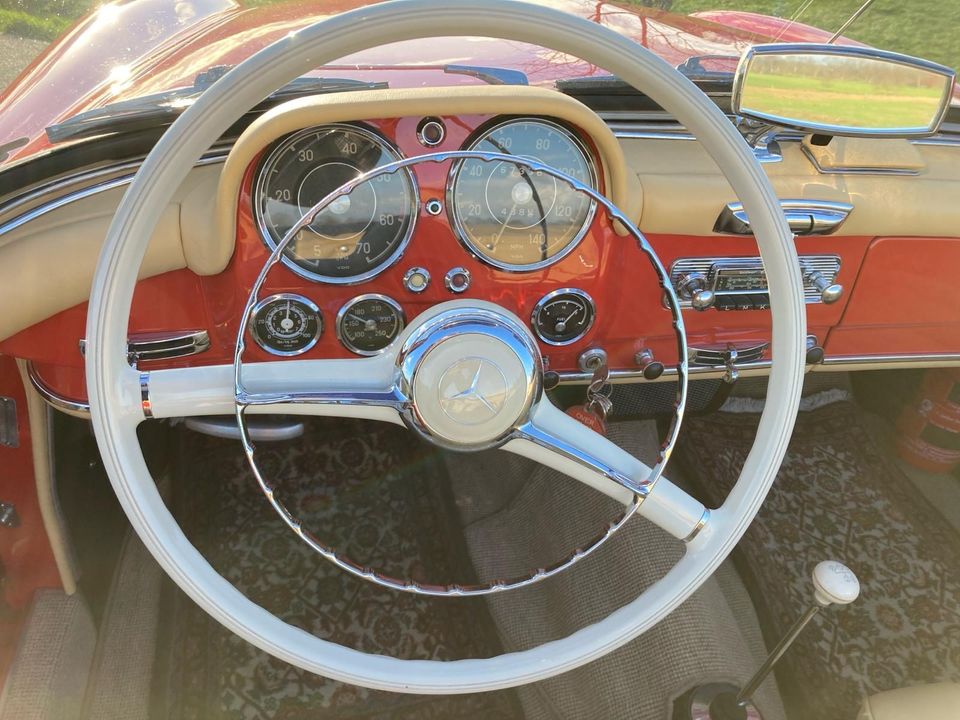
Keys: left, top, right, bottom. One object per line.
{"left": 254, "top": 124, "right": 418, "bottom": 284}
{"left": 250, "top": 294, "right": 322, "bottom": 356}
{"left": 449, "top": 118, "right": 597, "bottom": 271}
{"left": 336, "top": 294, "right": 406, "bottom": 356}
{"left": 531, "top": 289, "right": 595, "bottom": 346}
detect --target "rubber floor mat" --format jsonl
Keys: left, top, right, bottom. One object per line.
{"left": 677, "top": 401, "right": 960, "bottom": 720}
{"left": 152, "top": 418, "right": 522, "bottom": 720}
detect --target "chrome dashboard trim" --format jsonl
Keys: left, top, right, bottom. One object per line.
{"left": 252, "top": 123, "right": 420, "bottom": 286}
{"left": 669, "top": 255, "right": 841, "bottom": 308}
{"left": 446, "top": 117, "right": 599, "bottom": 273}
{"left": 0, "top": 150, "right": 229, "bottom": 241}
{"left": 25, "top": 362, "right": 91, "bottom": 419}
{"left": 716, "top": 199, "right": 853, "bottom": 236}
{"left": 79, "top": 329, "right": 211, "bottom": 364}
{"left": 555, "top": 352, "right": 960, "bottom": 384}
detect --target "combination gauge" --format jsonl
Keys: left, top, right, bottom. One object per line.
{"left": 531, "top": 288, "right": 595, "bottom": 345}
{"left": 337, "top": 294, "right": 406, "bottom": 355}
{"left": 250, "top": 294, "right": 323, "bottom": 356}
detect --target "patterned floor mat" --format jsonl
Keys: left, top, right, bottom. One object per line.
{"left": 152, "top": 418, "right": 522, "bottom": 720}
{"left": 677, "top": 401, "right": 960, "bottom": 720}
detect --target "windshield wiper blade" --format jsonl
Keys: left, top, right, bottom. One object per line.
{"left": 45, "top": 74, "right": 388, "bottom": 144}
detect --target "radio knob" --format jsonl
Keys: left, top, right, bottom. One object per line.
{"left": 676, "top": 272, "right": 716, "bottom": 311}
{"left": 804, "top": 269, "right": 843, "bottom": 304}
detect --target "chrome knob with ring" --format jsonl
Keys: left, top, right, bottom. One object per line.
{"left": 677, "top": 271, "right": 717, "bottom": 310}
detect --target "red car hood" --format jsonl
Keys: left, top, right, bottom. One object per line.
{"left": 0, "top": 0, "right": 821, "bottom": 170}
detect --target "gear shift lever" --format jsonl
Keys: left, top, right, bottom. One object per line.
{"left": 736, "top": 561, "right": 860, "bottom": 708}
{"left": 681, "top": 561, "right": 860, "bottom": 720}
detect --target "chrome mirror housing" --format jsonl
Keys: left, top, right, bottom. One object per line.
{"left": 732, "top": 44, "right": 956, "bottom": 138}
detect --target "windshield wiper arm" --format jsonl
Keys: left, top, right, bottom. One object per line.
{"left": 45, "top": 73, "right": 388, "bottom": 144}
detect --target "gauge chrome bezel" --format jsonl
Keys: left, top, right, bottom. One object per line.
{"left": 253, "top": 123, "right": 420, "bottom": 285}
{"left": 446, "top": 117, "right": 599, "bottom": 273}
{"left": 335, "top": 293, "right": 406, "bottom": 356}
{"left": 530, "top": 287, "right": 596, "bottom": 346}
{"left": 249, "top": 292, "right": 323, "bottom": 357}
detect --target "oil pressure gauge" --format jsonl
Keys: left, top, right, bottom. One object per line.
{"left": 336, "top": 294, "right": 406, "bottom": 356}
{"left": 531, "top": 288, "right": 595, "bottom": 346}
{"left": 250, "top": 294, "right": 322, "bottom": 356}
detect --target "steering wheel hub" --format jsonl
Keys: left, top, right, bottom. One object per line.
{"left": 398, "top": 305, "right": 542, "bottom": 448}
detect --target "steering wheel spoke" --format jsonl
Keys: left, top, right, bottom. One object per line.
{"left": 142, "top": 354, "right": 405, "bottom": 425}
{"left": 508, "top": 400, "right": 708, "bottom": 541}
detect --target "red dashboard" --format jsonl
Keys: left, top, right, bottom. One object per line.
{"left": 3, "top": 114, "right": 960, "bottom": 405}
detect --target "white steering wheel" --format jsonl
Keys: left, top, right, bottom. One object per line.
{"left": 85, "top": 0, "right": 805, "bottom": 694}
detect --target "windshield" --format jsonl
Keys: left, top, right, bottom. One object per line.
{"left": 0, "top": 0, "right": 956, "bottom": 170}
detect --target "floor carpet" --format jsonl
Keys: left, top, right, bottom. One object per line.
{"left": 152, "top": 418, "right": 522, "bottom": 720}
{"left": 677, "top": 400, "right": 960, "bottom": 720}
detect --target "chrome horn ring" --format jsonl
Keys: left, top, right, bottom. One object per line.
{"left": 233, "top": 150, "right": 689, "bottom": 597}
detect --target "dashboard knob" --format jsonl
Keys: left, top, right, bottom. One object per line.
{"left": 805, "top": 335, "right": 825, "bottom": 365}
{"left": 676, "top": 272, "right": 716, "bottom": 311}
{"left": 634, "top": 349, "right": 664, "bottom": 380}
{"left": 690, "top": 288, "right": 716, "bottom": 311}
{"left": 805, "top": 269, "right": 843, "bottom": 304}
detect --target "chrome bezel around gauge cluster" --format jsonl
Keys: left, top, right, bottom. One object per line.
{"left": 531, "top": 287, "right": 596, "bottom": 346}
{"left": 249, "top": 293, "right": 323, "bottom": 356}
{"left": 253, "top": 123, "right": 419, "bottom": 285}
{"left": 335, "top": 293, "right": 406, "bottom": 356}
{"left": 446, "top": 117, "right": 599, "bottom": 273}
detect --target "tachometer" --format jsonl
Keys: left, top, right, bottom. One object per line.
{"left": 254, "top": 124, "right": 417, "bottom": 284}
{"left": 449, "top": 118, "right": 597, "bottom": 271}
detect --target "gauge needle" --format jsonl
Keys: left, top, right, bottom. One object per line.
{"left": 349, "top": 313, "right": 378, "bottom": 331}
{"left": 490, "top": 201, "right": 518, "bottom": 251}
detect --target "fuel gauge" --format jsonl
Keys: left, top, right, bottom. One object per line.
{"left": 250, "top": 294, "right": 322, "bottom": 356}
{"left": 531, "top": 288, "right": 595, "bottom": 346}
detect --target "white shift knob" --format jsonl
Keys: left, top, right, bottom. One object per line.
{"left": 812, "top": 560, "right": 860, "bottom": 606}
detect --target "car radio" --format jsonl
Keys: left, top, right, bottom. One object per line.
{"left": 669, "top": 255, "right": 842, "bottom": 310}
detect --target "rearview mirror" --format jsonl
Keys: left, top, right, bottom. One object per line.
{"left": 732, "top": 44, "right": 956, "bottom": 137}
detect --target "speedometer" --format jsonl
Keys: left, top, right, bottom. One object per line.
{"left": 448, "top": 118, "right": 597, "bottom": 271}
{"left": 254, "top": 124, "right": 417, "bottom": 284}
